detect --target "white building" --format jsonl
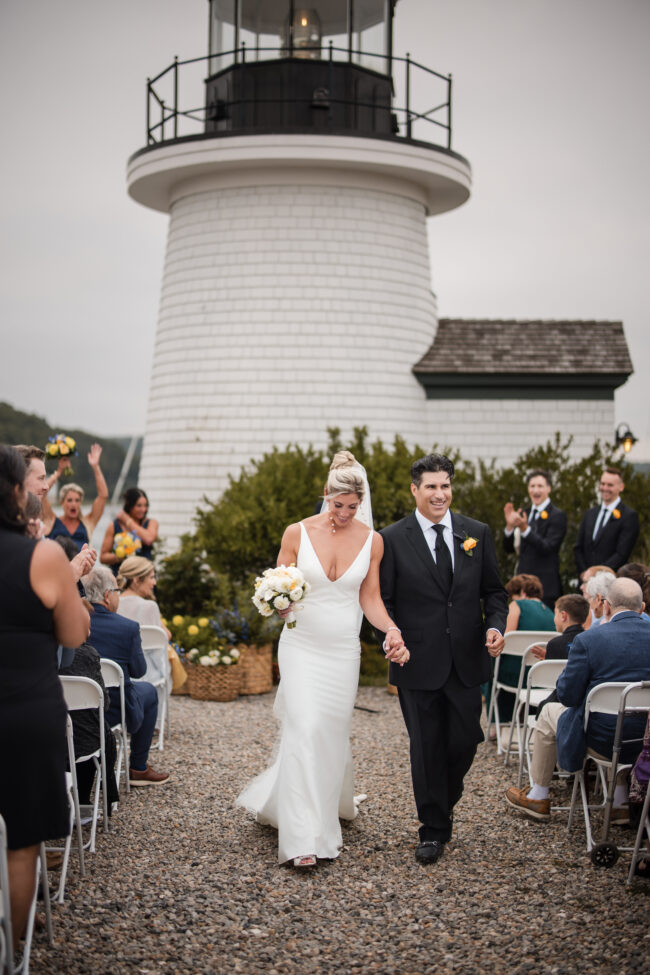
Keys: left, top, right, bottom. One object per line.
{"left": 127, "top": 1, "right": 632, "bottom": 542}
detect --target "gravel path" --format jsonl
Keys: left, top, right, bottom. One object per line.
{"left": 31, "top": 688, "right": 648, "bottom": 974}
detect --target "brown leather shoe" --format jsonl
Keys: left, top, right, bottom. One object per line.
{"left": 505, "top": 785, "right": 550, "bottom": 821}
{"left": 129, "top": 764, "right": 170, "bottom": 786}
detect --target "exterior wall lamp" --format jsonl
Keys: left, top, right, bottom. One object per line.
{"left": 615, "top": 422, "right": 638, "bottom": 453}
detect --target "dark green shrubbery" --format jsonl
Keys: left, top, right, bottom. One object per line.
{"left": 155, "top": 430, "right": 649, "bottom": 683}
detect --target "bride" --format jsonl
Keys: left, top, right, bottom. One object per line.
{"left": 236, "top": 451, "right": 408, "bottom": 868}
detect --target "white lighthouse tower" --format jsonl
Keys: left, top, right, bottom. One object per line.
{"left": 128, "top": 0, "right": 471, "bottom": 542}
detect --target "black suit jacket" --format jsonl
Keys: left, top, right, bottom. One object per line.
{"left": 503, "top": 502, "right": 567, "bottom": 602}
{"left": 574, "top": 501, "right": 640, "bottom": 576}
{"left": 379, "top": 512, "right": 508, "bottom": 691}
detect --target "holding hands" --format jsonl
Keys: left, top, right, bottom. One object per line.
{"left": 485, "top": 628, "right": 505, "bottom": 658}
{"left": 384, "top": 628, "right": 410, "bottom": 666}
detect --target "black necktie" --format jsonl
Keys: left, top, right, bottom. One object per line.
{"left": 433, "top": 524, "right": 453, "bottom": 594}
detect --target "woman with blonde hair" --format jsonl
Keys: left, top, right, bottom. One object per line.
{"left": 43, "top": 443, "right": 108, "bottom": 549}
{"left": 237, "top": 451, "right": 408, "bottom": 869}
{"left": 116, "top": 556, "right": 186, "bottom": 692}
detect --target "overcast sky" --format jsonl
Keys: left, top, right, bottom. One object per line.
{"left": 1, "top": 0, "right": 648, "bottom": 458}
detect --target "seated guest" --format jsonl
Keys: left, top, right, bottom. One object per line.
{"left": 485, "top": 574, "right": 556, "bottom": 732}
{"left": 504, "top": 578, "right": 650, "bottom": 821}
{"left": 505, "top": 573, "right": 556, "bottom": 633}
{"left": 583, "top": 571, "right": 614, "bottom": 628}
{"left": 530, "top": 594, "right": 590, "bottom": 661}
{"left": 116, "top": 556, "right": 187, "bottom": 693}
{"left": 42, "top": 443, "right": 108, "bottom": 550}
{"left": 82, "top": 565, "right": 169, "bottom": 786}
{"left": 617, "top": 563, "right": 650, "bottom": 622}
{"left": 503, "top": 469, "right": 567, "bottom": 608}
{"left": 58, "top": 603, "right": 119, "bottom": 810}
{"left": 100, "top": 487, "right": 158, "bottom": 571}
{"left": 530, "top": 594, "right": 590, "bottom": 720}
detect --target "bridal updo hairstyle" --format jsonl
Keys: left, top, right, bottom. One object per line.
{"left": 325, "top": 451, "right": 365, "bottom": 501}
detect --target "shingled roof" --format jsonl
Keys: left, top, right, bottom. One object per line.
{"left": 414, "top": 319, "right": 633, "bottom": 375}
{"left": 413, "top": 319, "right": 633, "bottom": 398}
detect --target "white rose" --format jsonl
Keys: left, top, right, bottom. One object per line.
{"left": 221, "top": 654, "right": 233, "bottom": 666}
{"left": 209, "top": 657, "right": 219, "bottom": 666}
{"left": 276, "top": 577, "right": 292, "bottom": 593}
{"left": 274, "top": 595, "right": 290, "bottom": 610}
{"left": 230, "top": 648, "right": 240, "bottom": 660}
{"left": 208, "top": 649, "right": 219, "bottom": 658}
{"left": 187, "top": 648, "right": 199, "bottom": 660}
{"left": 199, "top": 656, "right": 212, "bottom": 666}
{"left": 260, "top": 604, "right": 274, "bottom": 617}
{"left": 289, "top": 588, "right": 303, "bottom": 602}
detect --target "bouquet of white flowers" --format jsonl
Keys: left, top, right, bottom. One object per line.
{"left": 252, "top": 564, "right": 311, "bottom": 629}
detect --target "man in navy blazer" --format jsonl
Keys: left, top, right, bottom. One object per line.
{"left": 574, "top": 467, "right": 640, "bottom": 579}
{"left": 503, "top": 469, "right": 567, "bottom": 607}
{"left": 84, "top": 565, "right": 169, "bottom": 786}
{"left": 505, "top": 578, "right": 650, "bottom": 821}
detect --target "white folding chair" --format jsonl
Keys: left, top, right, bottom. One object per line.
{"left": 568, "top": 681, "right": 650, "bottom": 852}
{"left": 48, "top": 715, "right": 86, "bottom": 905}
{"left": 59, "top": 676, "right": 108, "bottom": 854}
{"left": 100, "top": 659, "right": 130, "bottom": 794}
{"left": 137, "top": 625, "right": 171, "bottom": 750}
{"left": 486, "top": 631, "right": 559, "bottom": 761}
{"left": 11, "top": 845, "right": 53, "bottom": 975}
{"left": 516, "top": 659, "right": 567, "bottom": 787}
{"left": 0, "top": 813, "right": 14, "bottom": 975}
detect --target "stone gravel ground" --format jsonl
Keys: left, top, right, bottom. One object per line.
{"left": 31, "top": 688, "right": 649, "bottom": 975}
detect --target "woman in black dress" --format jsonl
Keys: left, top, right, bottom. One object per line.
{"left": 0, "top": 446, "right": 89, "bottom": 946}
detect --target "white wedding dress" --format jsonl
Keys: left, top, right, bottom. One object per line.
{"left": 236, "top": 521, "right": 372, "bottom": 863}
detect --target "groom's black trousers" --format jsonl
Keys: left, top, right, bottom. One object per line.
{"left": 398, "top": 666, "right": 484, "bottom": 843}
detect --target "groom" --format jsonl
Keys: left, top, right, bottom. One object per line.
{"left": 379, "top": 454, "right": 507, "bottom": 864}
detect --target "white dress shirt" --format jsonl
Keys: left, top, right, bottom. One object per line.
{"left": 592, "top": 497, "right": 621, "bottom": 540}
{"left": 415, "top": 508, "right": 455, "bottom": 569}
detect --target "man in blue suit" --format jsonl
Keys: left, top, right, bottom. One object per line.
{"left": 83, "top": 565, "right": 169, "bottom": 786}
{"left": 505, "top": 577, "right": 650, "bottom": 821}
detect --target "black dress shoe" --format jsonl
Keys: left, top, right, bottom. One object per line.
{"left": 415, "top": 840, "right": 445, "bottom": 864}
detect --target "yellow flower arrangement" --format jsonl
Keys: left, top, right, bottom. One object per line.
{"left": 540, "top": 510, "right": 549, "bottom": 520}
{"left": 612, "top": 508, "right": 621, "bottom": 520}
{"left": 45, "top": 433, "right": 78, "bottom": 474}
{"left": 113, "top": 531, "right": 142, "bottom": 561}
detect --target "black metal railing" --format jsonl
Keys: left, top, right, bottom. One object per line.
{"left": 143, "top": 45, "right": 453, "bottom": 149}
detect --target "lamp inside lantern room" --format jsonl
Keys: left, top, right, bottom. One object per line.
{"left": 288, "top": 8, "right": 322, "bottom": 58}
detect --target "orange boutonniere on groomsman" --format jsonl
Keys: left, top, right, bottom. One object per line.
{"left": 540, "top": 510, "right": 549, "bottom": 520}
{"left": 462, "top": 536, "right": 478, "bottom": 556}
{"left": 612, "top": 508, "right": 621, "bottom": 520}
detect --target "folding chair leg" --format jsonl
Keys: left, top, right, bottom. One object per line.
{"left": 627, "top": 785, "right": 650, "bottom": 885}
{"left": 38, "top": 846, "right": 53, "bottom": 946}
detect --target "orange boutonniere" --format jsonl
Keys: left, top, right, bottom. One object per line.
{"left": 462, "top": 536, "right": 478, "bottom": 556}
{"left": 612, "top": 508, "right": 621, "bottom": 520}
{"left": 540, "top": 510, "right": 549, "bottom": 520}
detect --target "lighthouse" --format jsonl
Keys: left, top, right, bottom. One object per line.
{"left": 128, "top": 0, "right": 471, "bottom": 543}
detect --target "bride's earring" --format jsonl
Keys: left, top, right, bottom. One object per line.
{"left": 328, "top": 509, "right": 336, "bottom": 534}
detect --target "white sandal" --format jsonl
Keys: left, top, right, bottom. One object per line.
{"left": 293, "top": 855, "right": 316, "bottom": 868}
